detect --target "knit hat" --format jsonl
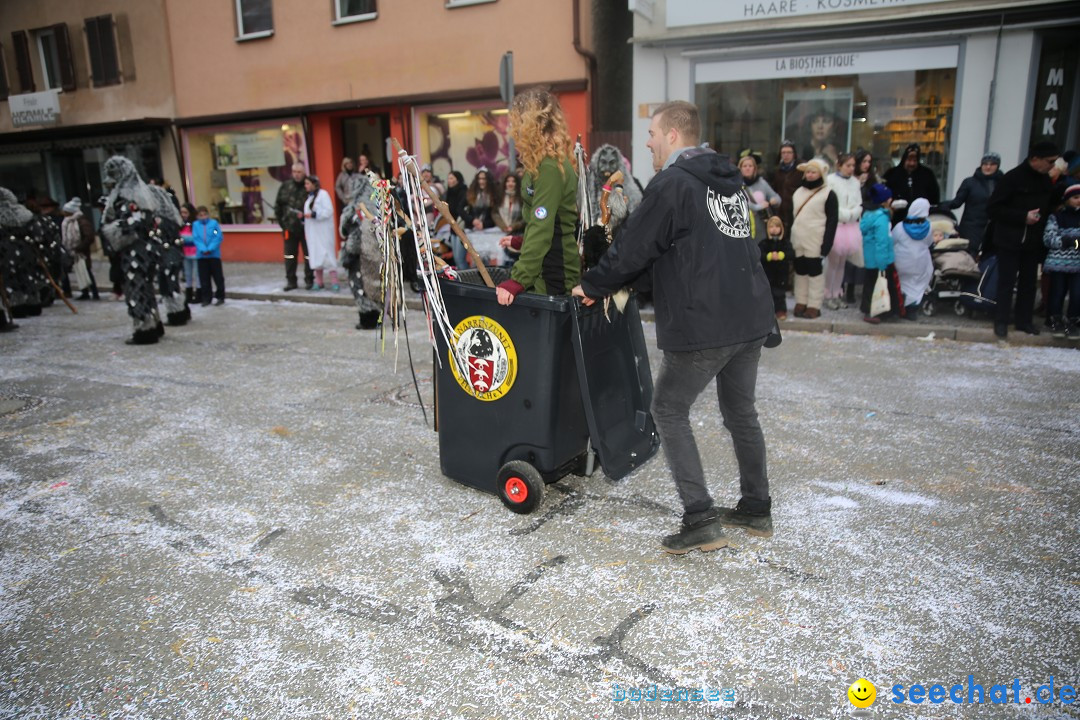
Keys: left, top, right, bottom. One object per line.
{"left": 1064, "top": 184, "right": 1080, "bottom": 201}
{"left": 62, "top": 197, "right": 82, "bottom": 214}
{"left": 796, "top": 158, "right": 829, "bottom": 176}
{"left": 868, "top": 183, "right": 892, "bottom": 205}
{"left": 907, "top": 197, "right": 930, "bottom": 220}
{"left": 1065, "top": 150, "right": 1080, "bottom": 176}
{"left": 981, "top": 152, "right": 1001, "bottom": 166}
{"left": 1030, "top": 141, "right": 1060, "bottom": 159}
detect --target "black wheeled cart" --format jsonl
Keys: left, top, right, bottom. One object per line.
{"left": 434, "top": 270, "right": 659, "bottom": 513}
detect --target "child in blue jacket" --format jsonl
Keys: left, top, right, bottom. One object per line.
{"left": 192, "top": 206, "right": 225, "bottom": 306}
{"left": 859, "top": 184, "right": 903, "bottom": 323}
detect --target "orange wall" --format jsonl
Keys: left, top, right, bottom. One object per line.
{"left": 165, "top": 0, "right": 587, "bottom": 121}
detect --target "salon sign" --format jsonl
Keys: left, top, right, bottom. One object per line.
{"left": 669, "top": 0, "right": 955, "bottom": 27}
{"left": 9, "top": 90, "right": 61, "bottom": 128}
{"left": 696, "top": 46, "right": 958, "bottom": 84}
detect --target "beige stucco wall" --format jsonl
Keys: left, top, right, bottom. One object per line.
{"left": 166, "top": 0, "right": 588, "bottom": 119}
{"left": 0, "top": 0, "right": 176, "bottom": 133}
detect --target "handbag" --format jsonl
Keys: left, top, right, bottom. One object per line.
{"left": 870, "top": 271, "right": 891, "bottom": 317}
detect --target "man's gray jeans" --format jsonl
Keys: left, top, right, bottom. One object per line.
{"left": 652, "top": 338, "right": 769, "bottom": 517}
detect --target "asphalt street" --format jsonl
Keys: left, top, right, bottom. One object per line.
{"left": 1, "top": 289, "right": 1078, "bottom": 720}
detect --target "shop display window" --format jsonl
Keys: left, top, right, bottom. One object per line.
{"left": 414, "top": 103, "right": 511, "bottom": 184}
{"left": 182, "top": 118, "right": 307, "bottom": 226}
{"left": 696, "top": 68, "right": 955, "bottom": 187}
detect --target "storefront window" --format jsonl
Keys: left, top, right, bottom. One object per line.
{"left": 696, "top": 62, "right": 955, "bottom": 188}
{"left": 415, "top": 103, "right": 511, "bottom": 185}
{"left": 182, "top": 118, "right": 307, "bottom": 226}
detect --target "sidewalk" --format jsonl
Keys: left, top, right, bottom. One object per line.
{"left": 219, "top": 262, "right": 1074, "bottom": 348}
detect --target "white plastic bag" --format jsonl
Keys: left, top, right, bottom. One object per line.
{"left": 870, "top": 271, "right": 891, "bottom": 317}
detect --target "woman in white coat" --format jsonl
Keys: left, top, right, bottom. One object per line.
{"left": 824, "top": 153, "right": 864, "bottom": 309}
{"left": 303, "top": 175, "right": 338, "bottom": 290}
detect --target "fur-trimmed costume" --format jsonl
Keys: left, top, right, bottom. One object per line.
{"left": 0, "top": 187, "right": 44, "bottom": 321}
{"left": 338, "top": 172, "right": 382, "bottom": 329}
{"left": 100, "top": 156, "right": 169, "bottom": 344}
{"left": 583, "top": 144, "right": 643, "bottom": 269}
{"left": 147, "top": 185, "right": 188, "bottom": 325}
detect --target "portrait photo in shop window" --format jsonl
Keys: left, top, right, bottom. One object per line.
{"left": 782, "top": 88, "right": 853, "bottom": 169}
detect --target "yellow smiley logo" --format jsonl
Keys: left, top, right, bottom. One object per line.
{"left": 847, "top": 678, "right": 876, "bottom": 708}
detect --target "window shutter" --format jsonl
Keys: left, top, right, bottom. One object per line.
{"left": 53, "top": 23, "right": 77, "bottom": 91}
{"left": 0, "top": 43, "right": 9, "bottom": 100}
{"left": 85, "top": 16, "right": 120, "bottom": 87}
{"left": 12, "top": 30, "right": 34, "bottom": 93}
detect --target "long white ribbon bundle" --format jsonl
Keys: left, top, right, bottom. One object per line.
{"left": 395, "top": 150, "right": 470, "bottom": 381}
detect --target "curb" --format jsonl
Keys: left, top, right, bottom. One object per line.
{"left": 222, "top": 290, "right": 1076, "bottom": 349}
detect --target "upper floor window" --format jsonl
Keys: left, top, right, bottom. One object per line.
{"left": 84, "top": 15, "right": 121, "bottom": 87}
{"left": 35, "top": 26, "right": 75, "bottom": 91}
{"left": 236, "top": 0, "right": 274, "bottom": 41}
{"left": 334, "top": 0, "right": 377, "bottom": 24}
{"left": 10, "top": 25, "right": 75, "bottom": 93}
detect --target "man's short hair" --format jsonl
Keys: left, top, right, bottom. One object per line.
{"left": 1030, "top": 141, "right": 1060, "bottom": 159}
{"left": 653, "top": 101, "right": 700, "bottom": 145}
{"left": 196, "top": 205, "right": 209, "bottom": 214}
{"left": 292, "top": 162, "right": 306, "bottom": 171}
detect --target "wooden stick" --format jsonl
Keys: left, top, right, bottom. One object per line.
{"left": 600, "top": 170, "right": 624, "bottom": 226}
{"left": 37, "top": 257, "right": 77, "bottom": 314}
{"left": 422, "top": 185, "right": 495, "bottom": 288}
{"left": 391, "top": 138, "right": 495, "bottom": 288}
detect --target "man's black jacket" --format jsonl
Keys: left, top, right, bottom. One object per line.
{"left": 987, "top": 161, "right": 1060, "bottom": 255}
{"left": 581, "top": 148, "right": 774, "bottom": 351}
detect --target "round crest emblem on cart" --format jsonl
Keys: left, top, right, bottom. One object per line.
{"left": 448, "top": 315, "right": 518, "bottom": 401}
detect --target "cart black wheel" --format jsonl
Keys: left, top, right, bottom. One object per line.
{"left": 953, "top": 301, "right": 967, "bottom": 317}
{"left": 497, "top": 461, "right": 544, "bottom": 514}
{"left": 921, "top": 298, "right": 936, "bottom": 316}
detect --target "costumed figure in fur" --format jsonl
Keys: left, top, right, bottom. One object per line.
{"left": 338, "top": 171, "right": 382, "bottom": 330}
{"left": 27, "top": 210, "right": 63, "bottom": 307}
{"left": 582, "top": 144, "right": 643, "bottom": 269}
{"left": 0, "top": 187, "right": 44, "bottom": 322}
{"left": 147, "top": 184, "right": 188, "bottom": 325}
{"left": 100, "top": 156, "right": 166, "bottom": 345}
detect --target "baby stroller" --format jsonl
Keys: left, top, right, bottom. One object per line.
{"left": 921, "top": 212, "right": 983, "bottom": 317}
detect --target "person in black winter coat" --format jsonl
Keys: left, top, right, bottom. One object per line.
{"left": 761, "top": 215, "right": 793, "bottom": 318}
{"left": 883, "top": 144, "right": 940, "bottom": 223}
{"left": 573, "top": 100, "right": 776, "bottom": 556}
{"left": 945, "top": 152, "right": 1003, "bottom": 257}
{"left": 986, "top": 141, "right": 1062, "bottom": 338}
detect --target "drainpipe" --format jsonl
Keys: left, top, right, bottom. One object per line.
{"left": 984, "top": 13, "right": 1004, "bottom": 154}
{"left": 572, "top": 0, "right": 598, "bottom": 135}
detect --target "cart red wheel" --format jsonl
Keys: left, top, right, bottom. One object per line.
{"left": 497, "top": 461, "right": 544, "bottom": 514}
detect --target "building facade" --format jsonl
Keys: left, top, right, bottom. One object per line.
{"left": 629, "top": 0, "right": 1080, "bottom": 197}
{"left": 1, "top": 0, "right": 599, "bottom": 261}
{"left": 163, "top": 0, "right": 595, "bottom": 261}
{"left": 0, "top": 0, "right": 181, "bottom": 224}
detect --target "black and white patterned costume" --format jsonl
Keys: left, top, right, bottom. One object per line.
{"left": 100, "top": 157, "right": 167, "bottom": 344}
{"left": 0, "top": 187, "right": 44, "bottom": 319}
{"left": 30, "top": 213, "right": 63, "bottom": 307}
{"left": 338, "top": 172, "right": 382, "bottom": 329}
{"left": 147, "top": 186, "right": 188, "bottom": 325}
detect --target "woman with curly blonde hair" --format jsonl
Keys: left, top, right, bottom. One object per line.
{"left": 496, "top": 87, "right": 580, "bottom": 305}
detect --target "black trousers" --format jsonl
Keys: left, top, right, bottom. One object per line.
{"left": 861, "top": 265, "right": 904, "bottom": 317}
{"left": 284, "top": 229, "right": 314, "bottom": 285}
{"left": 994, "top": 247, "right": 1041, "bottom": 327}
{"left": 198, "top": 257, "right": 225, "bottom": 302}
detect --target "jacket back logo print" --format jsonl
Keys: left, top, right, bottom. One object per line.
{"left": 707, "top": 187, "right": 751, "bottom": 239}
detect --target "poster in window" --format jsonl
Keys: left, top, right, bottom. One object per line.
{"left": 782, "top": 89, "right": 853, "bottom": 169}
